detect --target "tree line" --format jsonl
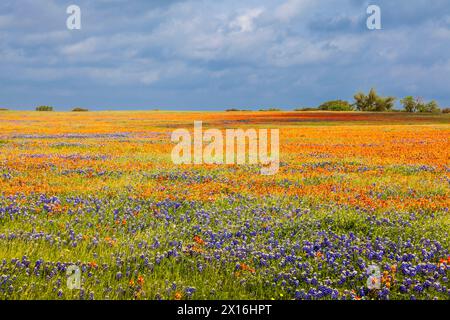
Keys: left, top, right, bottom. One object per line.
{"left": 302, "top": 88, "right": 446, "bottom": 113}
{"left": 35, "top": 106, "right": 89, "bottom": 112}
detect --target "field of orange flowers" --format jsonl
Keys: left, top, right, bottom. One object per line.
{"left": 0, "top": 111, "right": 449, "bottom": 300}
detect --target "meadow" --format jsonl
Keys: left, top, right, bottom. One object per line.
{"left": 0, "top": 111, "right": 449, "bottom": 300}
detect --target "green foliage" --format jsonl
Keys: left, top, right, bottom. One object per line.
{"left": 259, "top": 108, "right": 281, "bottom": 112}
{"left": 400, "top": 96, "right": 417, "bottom": 112}
{"left": 294, "top": 107, "right": 319, "bottom": 111}
{"left": 401, "top": 97, "right": 441, "bottom": 113}
{"left": 225, "top": 109, "right": 251, "bottom": 112}
{"left": 72, "top": 107, "right": 89, "bottom": 112}
{"left": 0, "top": 108, "right": 8, "bottom": 111}
{"left": 318, "top": 100, "right": 353, "bottom": 111}
{"left": 418, "top": 100, "right": 440, "bottom": 113}
{"left": 36, "top": 106, "right": 54, "bottom": 112}
{"left": 353, "top": 88, "right": 396, "bottom": 112}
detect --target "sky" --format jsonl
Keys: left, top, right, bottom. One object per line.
{"left": 0, "top": 0, "right": 449, "bottom": 110}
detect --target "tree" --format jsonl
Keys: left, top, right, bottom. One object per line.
{"left": 318, "top": 100, "right": 354, "bottom": 111}
{"left": 376, "top": 96, "right": 396, "bottom": 112}
{"left": 400, "top": 96, "right": 417, "bottom": 112}
{"left": 353, "top": 88, "right": 396, "bottom": 112}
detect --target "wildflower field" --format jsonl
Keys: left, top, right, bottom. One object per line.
{"left": 0, "top": 111, "right": 449, "bottom": 300}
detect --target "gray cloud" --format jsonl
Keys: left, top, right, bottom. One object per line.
{"left": 0, "top": 0, "right": 449, "bottom": 110}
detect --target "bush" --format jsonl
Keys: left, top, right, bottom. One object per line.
{"left": 442, "top": 108, "right": 450, "bottom": 114}
{"left": 354, "top": 88, "right": 396, "bottom": 112}
{"left": 36, "top": 106, "right": 54, "bottom": 112}
{"left": 294, "top": 107, "right": 319, "bottom": 111}
{"left": 225, "top": 109, "right": 251, "bottom": 112}
{"left": 401, "top": 97, "right": 441, "bottom": 113}
{"left": 72, "top": 107, "right": 89, "bottom": 112}
{"left": 259, "top": 108, "right": 281, "bottom": 112}
{"left": 318, "top": 100, "right": 353, "bottom": 111}
{"left": 0, "top": 108, "right": 8, "bottom": 111}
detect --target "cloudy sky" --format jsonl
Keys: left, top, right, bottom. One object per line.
{"left": 1, "top": 0, "right": 449, "bottom": 110}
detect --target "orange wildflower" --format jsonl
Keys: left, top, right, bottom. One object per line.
{"left": 175, "top": 292, "right": 182, "bottom": 300}
{"left": 137, "top": 275, "right": 144, "bottom": 286}
{"left": 193, "top": 235, "right": 205, "bottom": 246}
{"left": 191, "top": 245, "right": 205, "bottom": 254}
{"left": 240, "top": 263, "right": 256, "bottom": 273}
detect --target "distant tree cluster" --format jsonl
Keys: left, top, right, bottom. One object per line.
{"left": 259, "top": 108, "right": 281, "bottom": 112}
{"left": 296, "top": 88, "right": 443, "bottom": 113}
{"left": 294, "top": 107, "right": 318, "bottom": 111}
{"left": 0, "top": 108, "right": 8, "bottom": 111}
{"left": 400, "top": 97, "right": 441, "bottom": 113}
{"left": 36, "top": 106, "right": 54, "bottom": 111}
{"left": 225, "top": 108, "right": 250, "bottom": 112}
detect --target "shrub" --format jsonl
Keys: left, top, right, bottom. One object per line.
{"left": 354, "top": 88, "right": 396, "bottom": 112}
{"left": 36, "top": 106, "right": 54, "bottom": 112}
{"left": 318, "top": 100, "right": 353, "bottom": 111}
{"left": 72, "top": 107, "right": 89, "bottom": 112}
{"left": 225, "top": 109, "right": 251, "bottom": 112}
{"left": 259, "top": 108, "right": 281, "bottom": 112}
{"left": 442, "top": 108, "right": 450, "bottom": 114}
{"left": 294, "top": 107, "right": 319, "bottom": 111}
{"left": 0, "top": 108, "right": 8, "bottom": 111}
